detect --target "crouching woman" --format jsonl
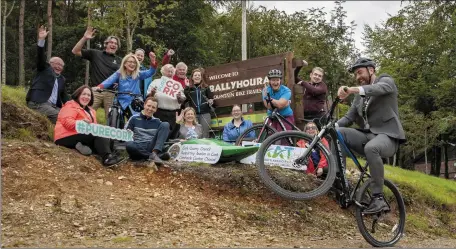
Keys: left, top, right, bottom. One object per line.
{"left": 125, "top": 97, "right": 170, "bottom": 166}
{"left": 54, "top": 85, "right": 122, "bottom": 167}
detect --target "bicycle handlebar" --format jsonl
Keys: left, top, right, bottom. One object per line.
{"left": 96, "top": 88, "right": 142, "bottom": 97}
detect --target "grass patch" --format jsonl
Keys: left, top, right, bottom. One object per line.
{"left": 1, "top": 85, "right": 27, "bottom": 106}
{"left": 2, "top": 85, "right": 54, "bottom": 141}
{"left": 347, "top": 158, "right": 456, "bottom": 208}
{"left": 96, "top": 108, "right": 106, "bottom": 125}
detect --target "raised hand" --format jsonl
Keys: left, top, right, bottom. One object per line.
{"left": 38, "top": 25, "right": 49, "bottom": 40}
{"left": 84, "top": 26, "right": 97, "bottom": 40}
{"left": 149, "top": 51, "right": 156, "bottom": 64}
{"left": 176, "top": 111, "right": 184, "bottom": 123}
{"left": 167, "top": 49, "right": 175, "bottom": 56}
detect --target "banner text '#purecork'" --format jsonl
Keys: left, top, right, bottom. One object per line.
{"left": 75, "top": 121, "right": 133, "bottom": 141}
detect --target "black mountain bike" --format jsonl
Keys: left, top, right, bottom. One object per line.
{"left": 255, "top": 97, "right": 406, "bottom": 247}
{"left": 97, "top": 89, "right": 143, "bottom": 129}
{"left": 235, "top": 93, "right": 301, "bottom": 146}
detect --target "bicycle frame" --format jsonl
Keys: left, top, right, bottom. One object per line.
{"left": 296, "top": 98, "right": 372, "bottom": 208}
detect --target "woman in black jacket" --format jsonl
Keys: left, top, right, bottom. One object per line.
{"left": 184, "top": 68, "right": 215, "bottom": 138}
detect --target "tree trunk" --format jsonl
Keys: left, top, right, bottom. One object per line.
{"left": 444, "top": 143, "right": 449, "bottom": 179}
{"left": 1, "top": 0, "right": 16, "bottom": 85}
{"left": 18, "top": 0, "right": 25, "bottom": 86}
{"left": 126, "top": 25, "right": 132, "bottom": 52}
{"left": 46, "top": 0, "right": 53, "bottom": 61}
{"left": 431, "top": 146, "right": 442, "bottom": 177}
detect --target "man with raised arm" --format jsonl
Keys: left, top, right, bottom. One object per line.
{"left": 26, "top": 25, "right": 68, "bottom": 124}
{"left": 72, "top": 26, "right": 122, "bottom": 118}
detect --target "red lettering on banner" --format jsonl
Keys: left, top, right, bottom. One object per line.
{"left": 172, "top": 83, "right": 180, "bottom": 91}
{"left": 163, "top": 87, "right": 170, "bottom": 94}
{"left": 168, "top": 89, "right": 176, "bottom": 97}
{"left": 166, "top": 80, "right": 173, "bottom": 88}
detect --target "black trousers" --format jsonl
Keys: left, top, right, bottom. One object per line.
{"left": 155, "top": 108, "right": 179, "bottom": 139}
{"left": 55, "top": 134, "right": 112, "bottom": 157}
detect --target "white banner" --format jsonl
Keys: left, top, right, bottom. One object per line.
{"left": 240, "top": 142, "right": 307, "bottom": 170}
{"left": 170, "top": 143, "right": 222, "bottom": 164}
{"left": 152, "top": 76, "right": 183, "bottom": 99}
{"left": 75, "top": 120, "right": 133, "bottom": 141}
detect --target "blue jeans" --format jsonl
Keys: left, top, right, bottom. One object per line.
{"left": 126, "top": 122, "right": 170, "bottom": 160}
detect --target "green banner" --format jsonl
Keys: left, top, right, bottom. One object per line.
{"left": 75, "top": 120, "right": 133, "bottom": 141}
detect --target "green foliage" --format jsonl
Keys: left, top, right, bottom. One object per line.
{"left": 348, "top": 158, "right": 456, "bottom": 208}
{"left": 364, "top": 1, "right": 456, "bottom": 169}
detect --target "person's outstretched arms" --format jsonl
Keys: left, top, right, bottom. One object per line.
{"left": 36, "top": 25, "right": 49, "bottom": 71}
{"left": 72, "top": 26, "right": 96, "bottom": 57}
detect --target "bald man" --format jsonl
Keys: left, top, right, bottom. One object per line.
{"left": 26, "top": 26, "right": 68, "bottom": 124}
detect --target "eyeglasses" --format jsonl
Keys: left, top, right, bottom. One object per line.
{"left": 126, "top": 60, "right": 136, "bottom": 64}
{"left": 305, "top": 126, "right": 317, "bottom": 131}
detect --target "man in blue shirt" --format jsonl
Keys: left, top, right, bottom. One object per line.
{"left": 262, "top": 69, "right": 295, "bottom": 131}
{"left": 125, "top": 97, "right": 170, "bottom": 167}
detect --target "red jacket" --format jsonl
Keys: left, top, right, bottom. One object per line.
{"left": 173, "top": 74, "right": 189, "bottom": 88}
{"left": 297, "top": 137, "right": 329, "bottom": 174}
{"left": 54, "top": 100, "right": 97, "bottom": 141}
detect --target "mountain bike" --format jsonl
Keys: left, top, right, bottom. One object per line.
{"left": 96, "top": 89, "right": 143, "bottom": 129}
{"left": 255, "top": 96, "right": 406, "bottom": 247}
{"left": 235, "top": 93, "right": 301, "bottom": 146}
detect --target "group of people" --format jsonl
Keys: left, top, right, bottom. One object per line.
{"left": 26, "top": 24, "right": 405, "bottom": 214}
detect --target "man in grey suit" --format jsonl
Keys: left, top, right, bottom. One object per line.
{"left": 336, "top": 58, "right": 406, "bottom": 214}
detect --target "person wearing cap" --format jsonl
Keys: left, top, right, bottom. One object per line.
{"left": 262, "top": 69, "right": 295, "bottom": 131}
{"left": 336, "top": 57, "right": 406, "bottom": 214}
{"left": 72, "top": 26, "right": 122, "bottom": 118}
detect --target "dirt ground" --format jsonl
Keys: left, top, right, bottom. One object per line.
{"left": 2, "top": 140, "right": 456, "bottom": 248}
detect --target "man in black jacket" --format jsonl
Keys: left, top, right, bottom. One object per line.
{"left": 26, "top": 25, "right": 67, "bottom": 124}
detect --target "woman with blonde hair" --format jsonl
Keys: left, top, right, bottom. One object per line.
{"left": 94, "top": 52, "right": 157, "bottom": 119}
{"left": 174, "top": 107, "right": 203, "bottom": 140}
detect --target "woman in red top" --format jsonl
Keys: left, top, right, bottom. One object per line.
{"left": 54, "top": 85, "right": 122, "bottom": 167}
{"left": 297, "top": 122, "right": 329, "bottom": 177}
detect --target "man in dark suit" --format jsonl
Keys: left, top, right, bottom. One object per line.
{"left": 26, "top": 25, "right": 67, "bottom": 124}
{"left": 337, "top": 58, "right": 406, "bottom": 214}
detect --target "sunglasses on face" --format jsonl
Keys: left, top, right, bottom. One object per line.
{"left": 305, "top": 126, "right": 317, "bottom": 131}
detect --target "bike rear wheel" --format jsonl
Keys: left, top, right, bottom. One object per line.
{"left": 355, "top": 178, "right": 406, "bottom": 247}
{"left": 256, "top": 130, "right": 336, "bottom": 200}
{"left": 235, "top": 124, "right": 277, "bottom": 146}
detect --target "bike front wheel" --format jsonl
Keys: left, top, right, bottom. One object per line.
{"left": 355, "top": 178, "right": 406, "bottom": 247}
{"left": 256, "top": 130, "right": 336, "bottom": 201}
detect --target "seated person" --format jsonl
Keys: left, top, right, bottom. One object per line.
{"left": 297, "top": 122, "right": 329, "bottom": 177}
{"left": 174, "top": 107, "right": 203, "bottom": 140}
{"left": 125, "top": 97, "right": 170, "bottom": 165}
{"left": 222, "top": 104, "right": 255, "bottom": 143}
{"left": 54, "top": 85, "right": 122, "bottom": 167}
{"left": 26, "top": 25, "right": 68, "bottom": 124}
{"left": 262, "top": 69, "right": 295, "bottom": 131}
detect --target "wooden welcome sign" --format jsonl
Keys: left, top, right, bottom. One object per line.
{"left": 203, "top": 52, "right": 306, "bottom": 129}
